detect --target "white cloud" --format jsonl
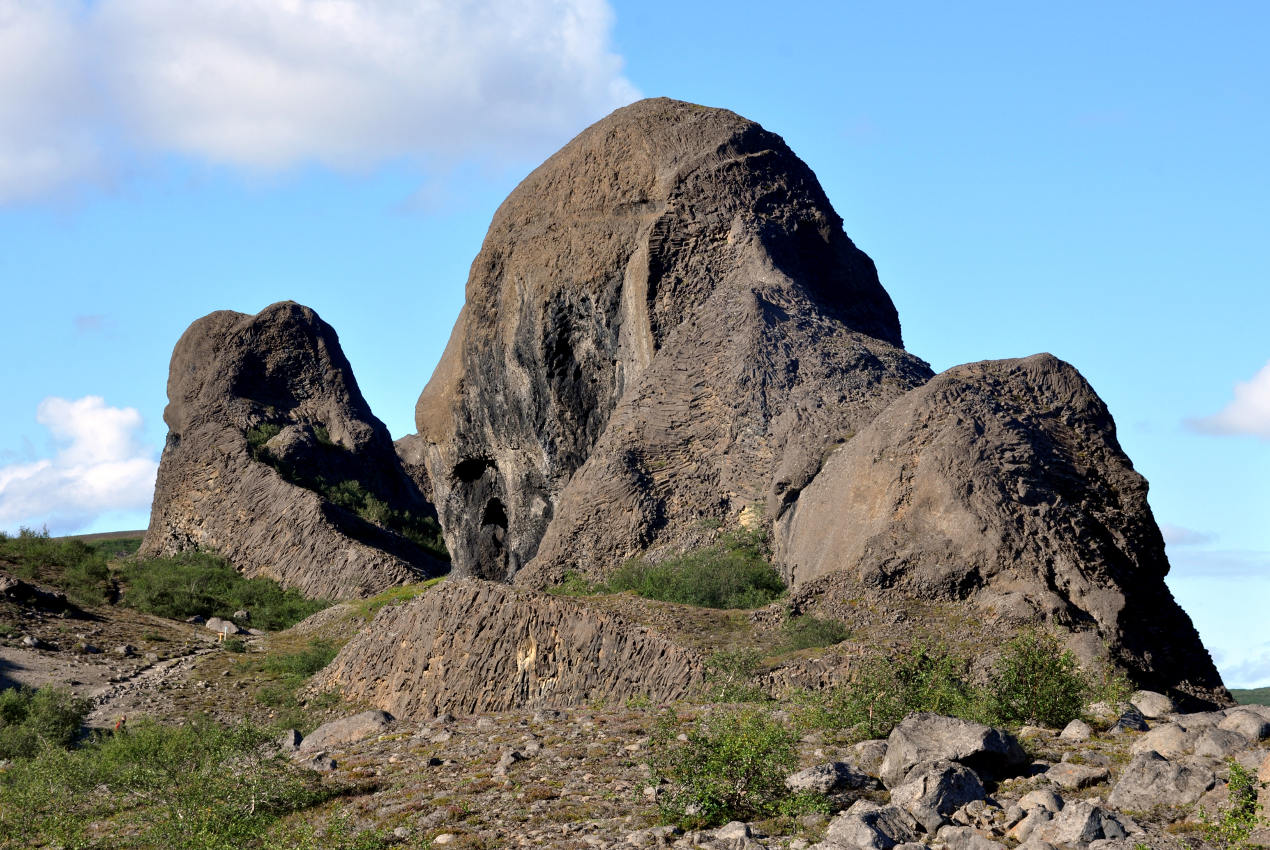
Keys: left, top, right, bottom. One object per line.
{"left": 1188, "top": 360, "right": 1270, "bottom": 440}
{"left": 0, "top": 0, "right": 105, "bottom": 202}
{"left": 0, "top": 0, "right": 637, "bottom": 201}
{"left": 1160, "top": 523, "right": 1216, "bottom": 547}
{"left": 0, "top": 396, "right": 158, "bottom": 534}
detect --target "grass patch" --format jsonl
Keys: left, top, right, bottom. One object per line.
{"left": 554, "top": 528, "right": 785, "bottom": 610}
{"left": 0, "top": 527, "right": 113, "bottom": 606}
{"left": 352, "top": 577, "right": 445, "bottom": 620}
{"left": 117, "top": 551, "right": 330, "bottom": 631}
{"left": 703, "top": 648, "right": 771, "bottom": 703}
{"left": 779, "top": 615, "right": 850, "bottom": 652}
{"left": 0, "top": 716, "right": 372, "bottom": 849}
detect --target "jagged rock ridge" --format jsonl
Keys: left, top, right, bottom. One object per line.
{"left": 414, "top": 96, "right": 932, "bottom": 582}
{"left": 141, "top": 301, "right": 447, "bottom": 599}
{"left": 311, "top": 580, "right": 705, "bottom": 718}
{"left": 777, "top": 354, "right": 1226, "bottom": 708}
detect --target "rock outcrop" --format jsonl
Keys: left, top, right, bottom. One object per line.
{"left": 310, "top": 580, "right": 705, "bottom": 718}
{"left": 777, "top": 354, "right": 1227, "bottom": 708}
{"left": 412, "top": 97, "right": 932, "bottom": 582}
{"left": 141, "top": 301, "right": 447, "bottom": 599}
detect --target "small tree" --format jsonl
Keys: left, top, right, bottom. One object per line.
{"left": 986, "top": 630, "right": 1085, "bottom": 727}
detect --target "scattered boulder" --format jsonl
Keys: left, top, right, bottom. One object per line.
{"left": 889, "top": 759, "right": 986, "bottom": 833}
{"left": 1017, "top": 789, "right": 1065, "bottom": 814}
{"left": 1130, "top": 723, "right": 1197, "bottom": 758}
{"left": 277, "top": 729, "right": 302, "bottom": 753}
{"left": 786, "top": 761, "right": 878, "bottom": 795}
{"left": 1107, "top": 751, "right": 1216, "bottom": 809}
{"left": 934, "top": 826, "right": 1007, "bottom": 850}
{"left": 411, "top": 97, "right": 930, "bottom": 584}
{"left": 1034, "top": 800, "right": 1131, "bottom": 846}
{"left": 1218, "top": 709, "right": 1270, "bottom": 742}
{"left": 1129, "top": 690, "right": 1175, "bottom": 719}
{"left": 777, "top": 355, "right": 1228, "bottom": 709}
{"left": 298, "top": 709, "right": 394, "bottom": 753}
{"left": 205, "top": 617, "right": 243, "bottom": 637}
{"left": 141, "top": 301, "right": 447, "bottom": 599}
{"left": 823, "top": 800, "right": 920, "bottom": 850}
{"left": 1109, "top": 707, "right": 1149, "bottom": 734}
{"left": 1058, "top": 719, "right": 1092, "bottom": 742}
{"left": 310, "top": 580, "right": 705, "bottom": 718}
{"left": 1045, "top": 762, "right": 1110, "bottom": 791}
{"left": 1193, "top": 727, "right": 1250, "bottom": 759}
{"left": 880, "top": 713, "right": 1027, "bottom": 789}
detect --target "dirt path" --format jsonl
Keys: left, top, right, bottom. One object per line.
{"left": 85, "top": 642, "right": 222, "bottom": 728}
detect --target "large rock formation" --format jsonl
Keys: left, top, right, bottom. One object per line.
{"left": 414, "top": 97, "right": 932, "bottom": 582}
{"left": 311, "top": 580, "right": 705, "bottom": 718}
{"left": 142, "top": 301, "right": 447, "bottom": 599}
{"left": 777, "top": 354, "right": 1227, "bottom": 707}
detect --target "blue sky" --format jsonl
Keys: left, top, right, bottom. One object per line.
{"left": 0, "top": 1, "right": 1266, "bottom": 686}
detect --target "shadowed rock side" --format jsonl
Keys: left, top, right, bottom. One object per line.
{"left": 311, "top": 580, "right": 705, "bottom": 718}
{"left": 141, "top": 301, "right": 447, "bottom": 599}
{"left": 776, "top": 354, "right": 1228, "bottom": 709}
{"left": 415, "top": 97, "right": 931, "bottom": 582}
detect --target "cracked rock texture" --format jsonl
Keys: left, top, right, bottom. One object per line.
{"left": 778, "top": 354, "right": 1227, "bottom": 708}
{"left": 412, "top": 97, "right": 931, "bottom": 583}
{"left": 141, "top": 301, "right": 446, "bottom": 599}
{"left": 311, "top": 579, "right": 705, "bottom": 718}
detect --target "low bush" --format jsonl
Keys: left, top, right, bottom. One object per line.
{"left": 1201, "top": 758, "right": 1264, "bottom": 850}
{"left": 0, "top": 527, "right": 113, "bottom": 606}
{"left": 780, "top": 615, "right": 850, "bottom": 652}
{"left": 0, "top": 686, "right": 91, "bottom": 759}
{"left": 985, "top": 630, "right": 1086, "bottom": 728}
{"left": 118, "top": 552, "right": 329, "bottom": 630}
{"left": 793, "top": 641, "right": 979, "bottom": 741}
{"left": 703, "top": 648, "right": 770, "bottom": 703}
{"left": 652, "top": 706, "right": 822, "bottom": 828}
{"left": 605, "top": 528, "right": 785, "bottom": 609}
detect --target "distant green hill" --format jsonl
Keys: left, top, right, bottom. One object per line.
{"left": 1231, "top": 687, "right": 1270, "bottom": 705}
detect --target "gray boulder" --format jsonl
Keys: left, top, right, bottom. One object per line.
{"left": 1129, "top": 690, "right": 1176, "bottom": 719}
{"left": 1034, "top": 800, "right": 1131, "bottom": 846}
{"left": 298, "top": 709, "right": 394, "bottom": 753}
{"left": 205, "top": 617, "right": 243, "bottom": 636}
{"left": 880, "top": 713, "right": 1027, "bottom": 789}
{"left": 1193, "top": 727, "right": 1250, "bottom": 759}
{"left": 1218, "top": 709, "right": 1270, "bottom": 742}
{"left": 823, "top": 801, "right": 920, "bottom": 850}
{"left": 1107, "top": 750, "right": 1217, "bottom": 809}
{"left": 1017, "top": 788, "right": 1065, "bottom": 814}
{"left": 934, "top": 826, "right": 1007, "bottom": 850}
{"left": 1045, "top": 761, "right": 1110, "bottom": 791}
{"left": 1130, "top": 722, "right": 1197, "bottom": 758}
{"left": 1058, "top": 719, "right": 1092, "bottom": 742}
{"left": 787, "top": 761, "right": 878, "bottom": 795}
{"left": 889, "top": 759, "right": 986, "bottom": 833}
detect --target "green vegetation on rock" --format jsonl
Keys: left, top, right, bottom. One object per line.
{"left": 0, "top": 686, "right": 91, "bottom": 760}
{"left": 118, "top": 551, "right": 330, "bottom": 631}
{"left": 550, "top": 528, "right": 785, "bottom": 610}
{"left": 0, "top": 528, "right": 116, "bottom": 606}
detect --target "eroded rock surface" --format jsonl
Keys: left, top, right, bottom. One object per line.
{"left": 778, "top": 354, "right": 1227, "bottom": 708}
{"left": 412, "top": 97, "right": 931, "bottom": 582}
{"left": 311, "top": 579, "right": 705, "bottom": 718}
{"left": 142, "top": 301, "right": 446, "bottom": 599}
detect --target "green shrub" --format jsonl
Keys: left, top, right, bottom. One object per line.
{"left": 1201, "top": 759, "right": 1264, "bottom": 850}
{"left": 260, "top": 640, "right": 338, "bottom": 677}
{"left": 985, "top": 630, "right": 1086, "bottom": 728}
{"left": 0, "top": 686, "right": 91, "bottom": 759}
{"left": 118, "top": 552, "right": 329, "bottom": 630}
{"left": 606, "top": 528, "right": 785, "bottom": 609}
{"left": 703, "top": 648, "right": 770, "bottom": 703}
{"left": 780, "top": 615, "right": 850, "bottom": 652}
{"left": 793, "top": 642, "right": 978, "bottom": 740}
{"left": 652, "top": 707, "right": 819, "bottom": 828}
{"left": 546, "top": 570, "right": 600, "bottom": 597}
{"left": 246, "top": 423, "right": 283, "bottom": 459}
{"left": 0, "top": 717, "right": 352, "bottom": 849}
{"left": 223, "top": 637, "right": 247, "bottom": 653}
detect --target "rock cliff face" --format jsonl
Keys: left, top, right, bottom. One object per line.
{"left": 311, "top": 580, "right": 704, "bottom": 718}
{"left": 414, "top": 97, "right": 931, "bottom": 582}
{"left": 141, "top": 301, "right": 447, "bottom": 599}
{"left": 776, "top": 354, "right": 1226, "bottom": 708}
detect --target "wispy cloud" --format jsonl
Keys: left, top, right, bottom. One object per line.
{"left": 1187, "top": 360, "right": 1270, "bottom": 440}
{"left": 1159, "top": 523, "right": 1216, "bottom": 547}
{"left": 0, "top": 396, "right": 157, "bottom": 534}
{"left": 1222, "top": 643, "right": 1270, "bottom": 689}
{"left": 0, "top": 0, "right": 637, "bottom": 202}
{"left": 1168, "top": 548, "right": 1270, "bottom": 579}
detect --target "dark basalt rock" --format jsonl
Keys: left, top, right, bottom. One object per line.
{"left": 777, "top": 354, "right": 1228, "bottom": 708}
{"left": 141, "top": 301, "right": 447, "bottom": 599}
{"left": 413, "top": 96, "right": 931, "bottom": 582}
